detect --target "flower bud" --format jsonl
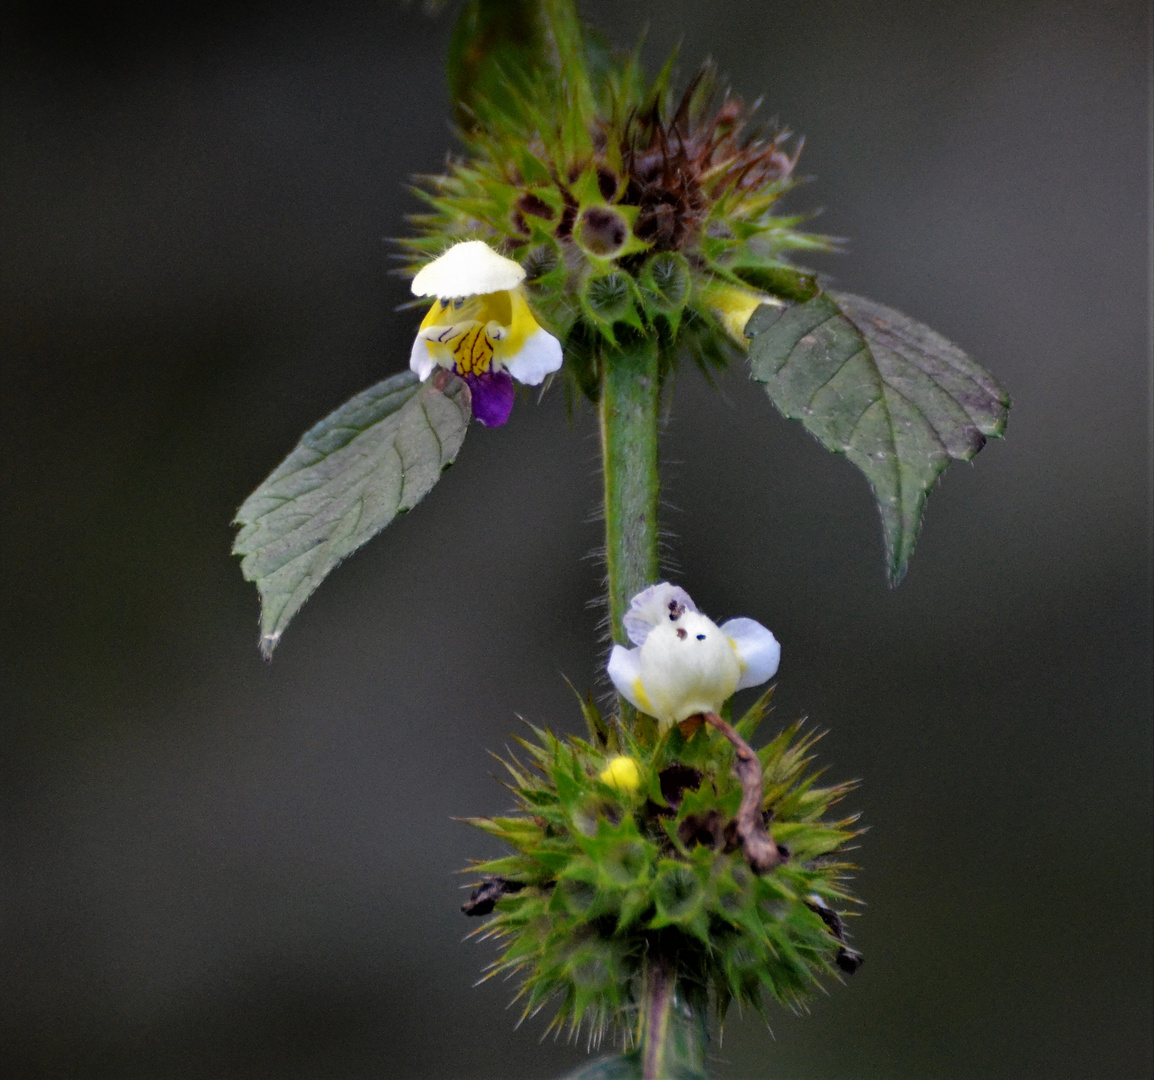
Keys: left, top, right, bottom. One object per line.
{"left": 598, "top": 755, "right": 642, "bottom": 793}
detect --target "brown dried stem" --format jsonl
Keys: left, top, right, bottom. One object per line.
{"left": 699, "top": 711, "right": 782, "bottom": 872}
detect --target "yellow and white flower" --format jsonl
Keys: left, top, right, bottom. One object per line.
{"left": 410, "top": 240, "right": 563, "bottom": 426}
{"left": 607, "top": 582, "right": 780, "bottom": 728}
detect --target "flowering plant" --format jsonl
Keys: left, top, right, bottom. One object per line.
{"left": 230, "top": 2, "right": 1008, "bottom": 1075}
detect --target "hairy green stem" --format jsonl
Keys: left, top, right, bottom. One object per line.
{"left": 638, "top": 957, "right": 706, "bottom": 1080}
{"left": 540, "top": 0, "right": 594, "bottom": 114}
{"left": 639, "top": 958, "right": 673, "bottom": 1080}
{"left": 599, "top": 337, "right": 707, "bottom": 1073}
{"left": 599, "top": 337, "right": 661, "bottom": 652}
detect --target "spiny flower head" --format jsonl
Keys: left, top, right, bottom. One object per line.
{"left": 402, "top": 41, "right": 832, "bottom": 399}
{"left": 461, "top": 690, "right": 861, "bottom": 1044}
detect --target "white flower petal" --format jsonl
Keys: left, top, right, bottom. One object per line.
{"left": 637, "top": 613, "right": 742, "bottom": 726}
{"left": 622, "top": 582, "right": 699, "bottom": 646}
{"left": 411, "top": 240, "right": 525, "bottom": 298}
{"left": 721, "top": 617, "right": 781, "bottom": 690}
{"left": 503, "top": 326, "right": 563, "bottom": 385}
{"left": 607, "top": 645, "right": 647, "bottom": 713}
{"left": 409, "top": 333, "right": 437, "bottom": 380}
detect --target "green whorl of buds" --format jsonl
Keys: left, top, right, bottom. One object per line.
{"left": 403, "top": 44, "right": 830, "bottom": 393}
{"left": 461, "top": 690, "right": 861, "bottom": 1041}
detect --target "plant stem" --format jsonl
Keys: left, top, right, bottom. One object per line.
{"left": 640, "top": 958, "right": 673, "bottom": 1080}
{"left": 540, "top": 0, "right": 594, "bottom": 118}
{"left": 599, "top": 337, "right": 705, "bottom": 1072}
{"left": 638, "top": 956, "right": 706, "bottom": 1080}
{"left": 599, "top": 336, "right": 661, "bottom": 652}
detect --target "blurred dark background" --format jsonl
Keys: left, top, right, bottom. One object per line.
{"left": 1, "top": 1, "right": 1150, "bottom": 1077}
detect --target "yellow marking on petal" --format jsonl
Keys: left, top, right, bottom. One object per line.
{"left": 418, "top": 290, "right": 521, "bottom": 376}
{"left": 492, "top": 287, "right": 544, "bottom": 363}
{"left": 419, "top": 299, "right": 448, "bottom": 333}
{"left": 450, "top": 323, "right": 495, "bottom": 375}
{"left": 631, "top": 677, "right": 655, "bottom": 715}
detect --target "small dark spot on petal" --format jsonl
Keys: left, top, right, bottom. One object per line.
{"left": 676, "top": 628, "right": 687, "bottom": 640}
{"left": 696, "top": 634, "right": 706, "bottom": 640}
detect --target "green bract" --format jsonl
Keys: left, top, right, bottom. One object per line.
{"left": 463, "top": 690, "right": 860, "bottom": 1043}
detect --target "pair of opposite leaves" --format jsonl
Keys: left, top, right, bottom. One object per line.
{"left": 233, "top": 241, "right": 1009, "bottom": 659}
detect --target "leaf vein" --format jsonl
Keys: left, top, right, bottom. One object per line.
{"left": 877, "top": 367, "right": 951, "bottom": 458}
{"left": 420, "top": 394, "right": 447, "bottom": 464}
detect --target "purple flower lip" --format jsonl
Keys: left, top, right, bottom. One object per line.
{"left": 464, "top": 370, "right": 515, "bottom": 427}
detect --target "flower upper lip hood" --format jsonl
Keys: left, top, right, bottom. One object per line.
{"left": 411, "top": 240, "right": 526, "bottom": 298}
{"left": 409, "top": 241, "right": 562, "bottom": 428}
{"left": 607, "top": 582, "right": 781, "bottom": 728}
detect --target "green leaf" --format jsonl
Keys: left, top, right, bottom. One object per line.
{"left": 233, "top": 371, "right": 470, "bottom": 657}
{"left": 746, "top": 292, "right": 1009, "bottom": 583}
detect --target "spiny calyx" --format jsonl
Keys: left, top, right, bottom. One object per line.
{"left": 403, "top": 53, "right": 829, "bottom": 384}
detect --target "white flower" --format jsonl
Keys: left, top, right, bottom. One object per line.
{"left": 607, "top": 582, "right": 781, "bottom": 728}
{"left": 410, "top": 241, "right": 563, "bottom": 426}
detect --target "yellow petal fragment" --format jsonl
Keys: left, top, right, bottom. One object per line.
{"left": 630, "top": 676, "right": 655, "bottom": 716}
{"left": 492, "top": 287, "right": 544, "bottom": 361}
{"left": 708, "top": 284, "right": 781, "bottom": 346}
